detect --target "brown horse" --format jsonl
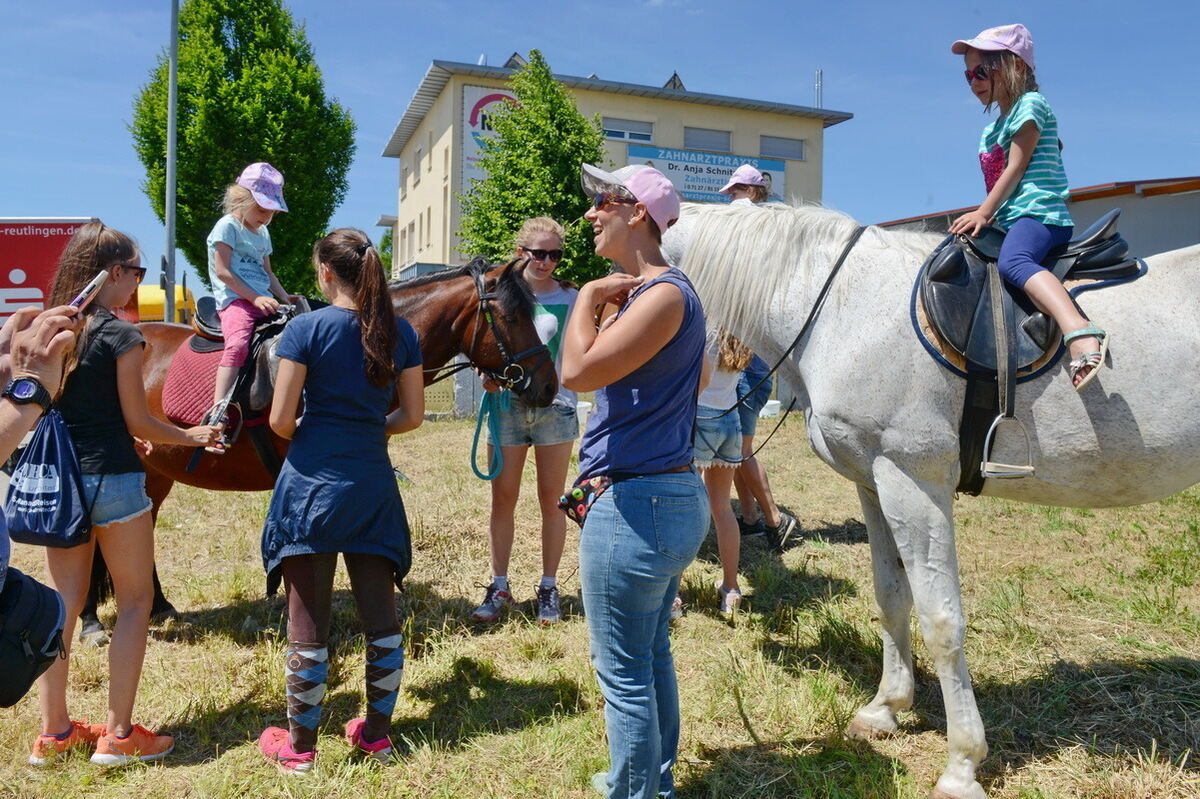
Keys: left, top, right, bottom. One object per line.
{"left": 81, "top": 259, "right": 556, "bottom": 639}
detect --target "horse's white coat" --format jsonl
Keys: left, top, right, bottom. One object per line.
{"left": 664, "top": 202, "right": 1200, "bottom": 799}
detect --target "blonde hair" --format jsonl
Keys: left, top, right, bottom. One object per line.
{"left": 513, "top": 216, "right": 565, "bottom": 256}
{"left": 222, "top": 184, "right": 260, "bottom": 219}
{"left": 715, "top": 329, "right": 752, "bottom": 372}
{"left": 979, "top": 49, "right": 1038, "bottom": 113}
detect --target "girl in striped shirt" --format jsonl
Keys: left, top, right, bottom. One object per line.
{"left": 948, "top": 23, "right": 1108, "bottom": 390}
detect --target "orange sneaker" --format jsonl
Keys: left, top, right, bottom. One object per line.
{"left": 29, "top": 720, "right": 106, "bottom": 765}
{"left": 90, "top": 724, "right": 174, "bottom": 765}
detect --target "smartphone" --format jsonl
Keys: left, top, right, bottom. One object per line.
{"left": 68, "top": 271, "right": 109, "bottom": 310}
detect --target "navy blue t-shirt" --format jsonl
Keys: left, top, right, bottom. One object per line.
{"left": 276, "top": 305, "right": 421, "bottom": 431}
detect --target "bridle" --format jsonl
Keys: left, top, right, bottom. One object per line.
{"left": 424, "top": 262, "right": 551, "bottom": 393}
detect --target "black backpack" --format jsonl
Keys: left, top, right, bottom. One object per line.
{"left": 0, "top": 567, "right": 65, "bottom": 707}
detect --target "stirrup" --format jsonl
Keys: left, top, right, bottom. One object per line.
{"left": 981, "top": 414, "right": 1035, "bottom": 479}
{"left": 202, "top": 401, "right": 243, "bottom": 454}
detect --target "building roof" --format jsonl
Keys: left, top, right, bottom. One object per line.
{"left": 382, "top": 59, "right": 854, "bottom": 158}
{"left": 878, "top": 176, "right": 1200, "bottom": 227}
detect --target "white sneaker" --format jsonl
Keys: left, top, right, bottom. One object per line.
{"left": 715, "top": 580, "right": 742, "bottom": 616}
{"left": 535, "top": 584, "right": 561, "bottom": 625}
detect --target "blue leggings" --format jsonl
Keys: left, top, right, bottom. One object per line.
{"left": 998, "top": 217, "right": 1074, "bottom": 289}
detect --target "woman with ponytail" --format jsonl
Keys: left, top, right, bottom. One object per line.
{"left": 257, "top": 228, "right": 423, "bottom": 773}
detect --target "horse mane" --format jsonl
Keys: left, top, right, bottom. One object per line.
{"left": 389, "top": 257, "right": 534, "bottom": 316}
{"left": 674, "top": 201, "right": 934, "bottom": 341}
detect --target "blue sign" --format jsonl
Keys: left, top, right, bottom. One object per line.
{"left": 627, "top": 145, "right": 786, "bottom": 203}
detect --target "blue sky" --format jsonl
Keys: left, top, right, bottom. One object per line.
{"left": 3, "top": 0, "right": 1197, "bottom": 292}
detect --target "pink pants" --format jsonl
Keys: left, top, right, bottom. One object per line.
{"left": 218, "top": 299, "right": 270, "bottom": 367}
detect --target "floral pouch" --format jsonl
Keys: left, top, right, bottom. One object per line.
{"left": 557, "top": 474, "right": 614, "bottom": 528}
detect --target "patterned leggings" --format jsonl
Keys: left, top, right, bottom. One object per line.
{"left": 280, "top": 552, "right": 402, "bottom": 751}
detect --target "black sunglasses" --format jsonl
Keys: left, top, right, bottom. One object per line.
{"left": 591, "top": 192, "right": 638, "bottom": 211}
{"left": 522, "top": 247, "right": 564, "bottom": 262}
{"left": 964, "top": 64, "right": 990, "bottom": 83}
{"left": 119, "top": 264, "right": 148, "bottom": 282}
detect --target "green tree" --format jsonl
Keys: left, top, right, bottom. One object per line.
{"left": 131, "top": 0, "right": 355, "bottom": 295}
{"left": 457, "top": 50, "right": 607, "bottom": 285}
{"left": 377, "top": 227, "right": 393, "bottom": 274}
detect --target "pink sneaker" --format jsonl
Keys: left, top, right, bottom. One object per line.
{"left": 257, "top": 727, "right": 315, "bottom": 775}
{"left": 345, "top": 718, "right": 393, "bottom": 763}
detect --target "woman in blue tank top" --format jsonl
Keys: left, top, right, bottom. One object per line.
{"left": 563, "top": 163, "right": 708, "bottom": 799}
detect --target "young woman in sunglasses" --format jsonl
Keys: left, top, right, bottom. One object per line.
{"left": 949, "top": 23, "right": 1107, "bottom": 390}
{"left": 566, "top": 165, "right": 707, "bottom": 799}
{"left": 471, "top": 217, "right": 580, "bottom": 626}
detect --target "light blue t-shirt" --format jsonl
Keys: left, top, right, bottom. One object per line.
{"left": 206, "top": 214, "right": 274, "bottom": 310}
{"left": 979, "top": 91, "right": 1073, "bottom": 231}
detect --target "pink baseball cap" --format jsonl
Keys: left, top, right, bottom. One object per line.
{"left": 951, "top": 23, "right": 1035, "bottom": 70}
{"left": 719, "top": 164, "right": 765, "bottom": 194}
{"left": 581, "top": 163, "right": 680, "bottom": 233}
{"left": 235, "top": 162, "right": 288, "bottom": 212}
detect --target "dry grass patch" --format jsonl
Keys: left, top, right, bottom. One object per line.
{"left": 1, "top": 418, "right": 1196, "bottom": 798}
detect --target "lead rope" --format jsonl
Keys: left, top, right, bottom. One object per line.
{"left": 470, "top": 389, "right": 512, "bottom": 480}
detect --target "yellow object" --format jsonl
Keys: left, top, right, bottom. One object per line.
{"left": 137, "top": 285, "right": 195, "bottom": 323}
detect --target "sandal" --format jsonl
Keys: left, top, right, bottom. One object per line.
{"left": 1063, "top": 324, "right": 1109, "bottom": 392}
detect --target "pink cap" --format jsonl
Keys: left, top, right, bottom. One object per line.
{"left": 952, "top": 23, "right": 1035, "bottom": 70}
{"left": 235, "top": 162, "right": 288, "bottom": 212}
{"left": 718, "top": 164, "right": 765, "bottom": 194}
{"left": 581, "top": 163, "right": 680, "bottom": 233}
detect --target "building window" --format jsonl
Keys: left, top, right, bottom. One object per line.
{"left": 426, "top": 207, "right": 432, "bottom": 249}
{"left": 602, "top": 117, "right": 653, "bottom": 143}
{"left": 400, "top": 164, "right": 409, "bottom": 199}
{"left": 684, "top": 127, "right": 731, "bottom": 153}
{"left": 405, "top": 221, "right": 415, "bottom": 264}
{"left": 414, "top": 147, "right": 423, "bottom": 185}
{"left": 427, "top": 132, "right": 434, "bottom": 173}
{"left": 760, "top": 135, "right": 805, "bottom": 161}
{"left": 443, "top": 146, "right": 449, "bottom": 180}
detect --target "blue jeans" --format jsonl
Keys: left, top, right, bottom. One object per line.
{"left": 998, "top": 217, "right": 1073, "bottom": 288}
{"left": 580, "top": 470, "right": 708, "bottom": 799}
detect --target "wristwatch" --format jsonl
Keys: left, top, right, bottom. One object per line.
{"left": 2, "top": 377, "right": 52, "bottom": 413}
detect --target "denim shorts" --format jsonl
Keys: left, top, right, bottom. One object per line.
{"left": 82, "top": 472, "right": 152, "bottom": 527}
{"left": 487, "top": 401, "right": 579, "bottom": 447}
{"left": 693, "top": 406, "right": 742, "bottom": 467}
{"left": 736, "top": 371, "right": 773, "bottom": 437}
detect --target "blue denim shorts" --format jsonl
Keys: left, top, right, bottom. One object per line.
{"left": 487, "top": 401, "right": 579, "bottom": 447}
{"left": 693, "top": 406, "right": 742, "bottom": 467}
{"left": 736, "top": 371, "right": 773, "bottom": 437}
{"left": 82, "top": 472, "right": 152, "bottom": 527}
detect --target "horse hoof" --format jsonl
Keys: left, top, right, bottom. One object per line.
{"left": 79, "top": 624, "right": 110, "bottom": 648}
{"left": 846, "top": 718, "right": 893, "bottom": 740}
{"left": 150, "top": 603, "right": 181, "bottom": 624}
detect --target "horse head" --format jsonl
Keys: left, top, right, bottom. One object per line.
{"left": 390, "top": 258, "right": 558, "bottom": 408}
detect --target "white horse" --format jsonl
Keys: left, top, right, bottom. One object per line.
{"left": 663, "top": 202, "right": 1200, "bottom": 799}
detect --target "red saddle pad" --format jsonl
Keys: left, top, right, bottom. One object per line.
{"left": 161, "top": 339, "right": 222, "bottom": 427}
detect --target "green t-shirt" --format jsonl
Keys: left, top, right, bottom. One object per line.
{"left": 979, "top": 91, "right": 1073, "bottom": 230}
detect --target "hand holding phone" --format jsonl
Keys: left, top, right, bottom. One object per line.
{"left": 69, "top": 271, "right": 109, "bottom": 311}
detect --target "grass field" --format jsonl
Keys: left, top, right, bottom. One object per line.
{"left": 1, "top": 418, "right": 1197, "bottom": 798}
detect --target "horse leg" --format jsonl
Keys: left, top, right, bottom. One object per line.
{"left": 873, "top": 459, "right": 987, "bottom": 799}
{"left": 847, "top": 483, "right": 915, "bottom": 738}
{"left": 145, "top": 469, "right": 179, "bottom": 621}
{"left": 79, "top": 548, "right": 112, "bottom": 647}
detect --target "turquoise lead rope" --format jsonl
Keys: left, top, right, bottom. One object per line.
{"left": 471, "top": 389, "right": 511, "bottom": 480}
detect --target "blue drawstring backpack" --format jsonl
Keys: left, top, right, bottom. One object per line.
{"left": 5, "top": 410, "right": 94, "bottom": 548}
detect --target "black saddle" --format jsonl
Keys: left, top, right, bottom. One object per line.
{"left": 920, "top": 209, "right": 1138, "bottom": 372}
{"left": 187, "top": 296, "right": 308, "bottom": 411}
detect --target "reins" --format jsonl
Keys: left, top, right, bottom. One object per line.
{"left": 697, "top": 224, "right": 867, "bottom": 454}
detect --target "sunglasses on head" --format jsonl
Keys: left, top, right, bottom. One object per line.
{"left": 591, "top": 192, "right": 638, "bottom": 211}
{"left": 522, "top": 247, "right": 564, "bottom": 262}
{"left": 964, "top": 64, "right": 991, "bottom": 83}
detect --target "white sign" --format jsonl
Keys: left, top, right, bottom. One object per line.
{"left": 627, "top": 145, "right": 786, "bottom": 203}
{"left": 461, "top": 85, "right": 517, "bottom": 197}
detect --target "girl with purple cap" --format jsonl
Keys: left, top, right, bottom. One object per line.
{"left": 565, "top": 163, "right": 707, "bottom": 799}
{"left": 949, "top": 24, "right": 1108, "bottom": 390}
{"left": 205, "top": 162, "right": 297, "bottom": 447}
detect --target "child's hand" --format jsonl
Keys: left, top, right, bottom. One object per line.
{"left": 253, "top": 295, "right": 281, "bottom": 314}
{"left": 949, "top": 210, "right": 990, "bottom": 237}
